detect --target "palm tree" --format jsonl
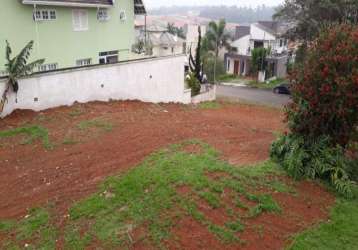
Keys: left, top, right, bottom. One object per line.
{"left": 205, "top": 19, "right": 230, "bottom": 83}
{"left": 0, "top": 40, "right": 44, "bottom": 112}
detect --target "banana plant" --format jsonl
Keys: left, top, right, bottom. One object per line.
{"left": 1, "top": 40, "right": 44, "bottom": 112}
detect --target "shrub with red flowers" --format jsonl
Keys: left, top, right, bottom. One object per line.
{"left": 271, "top": 24, "right": 358, "bottom": 197}
{"left": 287, "top": 24, "right": 358, "bottom": 147}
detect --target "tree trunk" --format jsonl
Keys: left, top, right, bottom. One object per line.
{"left": 0, "top": 82, "right": 10, "bottom": 113}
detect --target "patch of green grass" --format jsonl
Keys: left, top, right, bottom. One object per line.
{"left": 209, "top": 224, "right": 239, "bottom": 243}
{"left": 69, "top": 108, "right": 85, "bottom": 117}
{"left": 77, "top": 119, "right": 113, "bottom": 132}
{"left": 246, "top": 194, "right": 281, "bottom": 217}
{"left": 64, "top": 226, "right": 93, "bottom": 250}
{"left": 225, "top": 219, "right": 245, "bottom": 232}
{"left": 62, "top": 137, "right": 78, "bottom": 145}
{"left": 288, "top": 187, "right": 358, "bottom": 250}
{"left": 0, "top": 208, "right": 57, "bottom": 250}
{"left": 247, "top": 78, "right": 287, "bottom": 90}
{"left": 0, "top": 125, "right": 52, "bottom": 149}
{"left": 66, "top": 141, "right": 283, "bottom": 248}
{"left": 0, "top": 220, "right": 15, "bottom": 232}
{"left": 199, "top": 191, "right": 221, "bottom": 208}
{"left": 198, "top": 101, "right": 222, "bottom": 110}
{"left": 268, "top": 180, "right": 296, "bottom": 194}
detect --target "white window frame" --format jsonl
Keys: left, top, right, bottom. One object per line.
{"left": 76, "top": 58, "right": 92, "bottom": 67}
{"left": 33, "top": 9, "right": 57, "bottom": 21}
{"left": 99, "top": 51, "right": 119, "bottom": 64}
{"left": 97, "top": 8, "right": 110, "bottom": 21}
{"left": 0, "top": 70, "right": 8, "bottom": 77}
{"left": 72, "top": 9, "right": 89, "bottom": 32}
{"left": 38, "top": 63, "right": 58, "bottom": 72}
{"left": 119, "top": 10, "right": 126, "bottom": 21}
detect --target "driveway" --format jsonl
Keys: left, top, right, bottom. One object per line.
{"left": 217, "top": 84, "right": 291, "bottom": 108}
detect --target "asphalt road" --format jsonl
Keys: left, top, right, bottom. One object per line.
{"left": 217, "top": 84, "right": 291, "bottom": 108}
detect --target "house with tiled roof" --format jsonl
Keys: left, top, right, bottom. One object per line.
{"left": 226, "top": 21, "right": 290, "bottom": 80}
{"left": 0, "top": 0, "right": 146, "bottom": 75}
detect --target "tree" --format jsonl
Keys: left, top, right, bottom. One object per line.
{"left": 205, "top": 19, "right": 230, "bottom": 83}
{"left": 274, "top": 0, "right": 358, "bottom": 64}
{"left": 251, "top": 47, "right": 269, "bottom": 74}
{"left": 0, "top": 40, "right": 44, "bottom": 113}
{"left": 167, "top": 23, "right": 176, "bottom": 35}
{"left": 270, "top": 24, "right": 358, "bottom": 197}
{"left": 189, "top": 26, "right": 203, "bottom": 83}
{"left": 286, "top": 24, "right": 358, "bottom": 147}
{"left": 167, "top": 23, "right": 186, "bottom": 39}
{"left": 205, "top": 19, "right": 230, "bottom": 57}
{"left": 274, "top": 0, "right": 358, "bottom": 41}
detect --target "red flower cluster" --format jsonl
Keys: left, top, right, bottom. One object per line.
{"left": 287, "top": 24, "right": 358, "bottom": 147}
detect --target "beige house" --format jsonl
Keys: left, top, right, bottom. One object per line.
{"left": 136, "top": 25, "right": 185, "bottom": 57}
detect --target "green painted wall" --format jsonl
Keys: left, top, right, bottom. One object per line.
{"left": 0, "top": 0, "right": 135, "bottom": 73}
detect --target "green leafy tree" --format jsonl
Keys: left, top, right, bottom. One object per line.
{"left": 167, "top": 23, "right": 186, "bottom": 39}
{"left": 189, "top": 26, "right": 203, "bottom": 83}
{"left": 1, "top": 40, "right": 44, "bottom": 112}
{"left": 251, "top": 47, "right": 269, "bottom": 74}
{"left": 274, "top": 0, "right": 358, "bottom": 63}
{"left": 205, "top": 19, "right": 230, "bottom": 83}
{"left": 205, "top": 19, "right": 230, "bottom": 57}
{"left": 274, "top": 0, "right": 358, "bottom": 41}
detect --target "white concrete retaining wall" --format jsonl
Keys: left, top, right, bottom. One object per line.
{"left": 191, "top": 85, "right": 217, "bottom": 104}
{"left": 0, "top": 55, "right": 190, "bottom": 118}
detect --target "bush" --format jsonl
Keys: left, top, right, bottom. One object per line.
{"left": 271, "top": 24, "right": 358, "bottom": 196}
{"left": 203, "top": 56, "right": 226, "bottom": 83}
{"left": 271, "top": 134, "right": 355, "bottom": 198}
{"left": 186, "top": 72, "right": 201, "bottom": 96}
{"left": 287, "top": 24, "right": 358, "bottom": 147}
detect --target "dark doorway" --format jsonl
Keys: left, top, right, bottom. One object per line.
{"left": 234, "top": 60, "right": 240, "bottom": 75}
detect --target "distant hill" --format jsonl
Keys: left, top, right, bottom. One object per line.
{"left": 149, "top": 5, "right": 277, "bottom": 23}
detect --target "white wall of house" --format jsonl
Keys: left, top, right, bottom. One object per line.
{"left": 250, "top": 24, "right": 276, "bottom": 41}
{"left": 152, "top": 44, "right": 183, "bottom": 57}
{"left": 231, "top": 35, "right": 250, "bottom": 55}
{"left": 185, "top": 24, "right": 207, "bottom": 55}
{"left": 226, "top": 57, "right": 234, "bottom": 74}
{"left": 0, "top": 55, "right": 190, "bottom": 118}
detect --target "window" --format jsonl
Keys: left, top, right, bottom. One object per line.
{"left": 72, "top": 9, "right": 88, "bottom": 31}
{"left": 227, "top": 60, "right": 230, "bottom": 71}
{"left": 279, "top": 39, "right": 283, "bottom": 47}
{"left": 76, "top": 58, "right": 92, "bottom": 67}
{"left": 119, "top": 10, "right": 126, "bottom": 21}
{"left": 38, "top": 63, "right": 58, "bottom": 72}
{"left": 97, "top": 8, "right": 109, "bottom": 21}
{"left": 0, "top": 70, "right": 8, "bottom": 77}
{"left": 50, "top": 10, "right": 56, "bottom": 20}
{"left": 42, "top": 10, "right": 49, "bottom": 20}
{"left": 99, "top": 51, "right": 119, "bottom": 64}
{"left": 33, "top": 9, "right": 56, "bottom": 21}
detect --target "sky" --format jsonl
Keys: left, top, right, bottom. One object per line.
{"left": 145, "top": 0, "right": 284, "bottom": 9}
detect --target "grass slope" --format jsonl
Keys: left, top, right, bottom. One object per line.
{"left": 289, "top": 188, "right": 358, "bottom": 250}
{"left": 0, "top": 140, "right": 286, "bottom": 249}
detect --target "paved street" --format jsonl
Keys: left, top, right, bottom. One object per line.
{"left": 217, "top": 84, "right": 291, "bottom": 108}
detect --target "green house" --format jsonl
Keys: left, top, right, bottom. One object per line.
{"left": 0, "top": 0, "right": 146, "bottom": 75}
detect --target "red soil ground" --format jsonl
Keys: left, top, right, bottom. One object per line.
{"left": 0, "top": 100, "right": 335, "bottom": 249}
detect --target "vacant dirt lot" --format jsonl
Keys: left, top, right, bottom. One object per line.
{"left": 0, "top": 101, "right": 334, "bottom": 249}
